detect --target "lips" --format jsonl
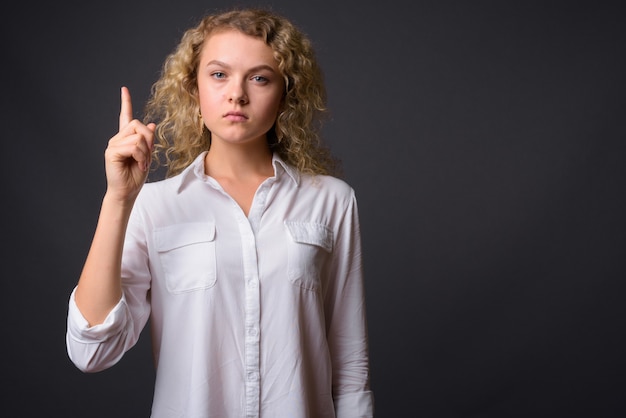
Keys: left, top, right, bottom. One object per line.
{"left": 224, "top": 111, "right": 248, "bottom": 122}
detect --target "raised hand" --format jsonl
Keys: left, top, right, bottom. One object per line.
{"left": 104, "top": 86, "right": 156, "bottom": 202}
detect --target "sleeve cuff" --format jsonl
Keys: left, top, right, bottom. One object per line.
{"left": 67, "top": 286, "right": 128, "bottom": 342}
{"left": 334, "top": 390, "right": 374, "bottom": 418}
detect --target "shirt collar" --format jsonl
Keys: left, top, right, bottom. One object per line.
{"left": 271, "top": 153, "right": 300, "bottom": 186}
{"left": 174, "top": 151, "right": 300, "bottom": 193}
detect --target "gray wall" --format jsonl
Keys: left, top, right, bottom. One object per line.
{"left": 3, "top": 1, "right": 625, "bottom": 416}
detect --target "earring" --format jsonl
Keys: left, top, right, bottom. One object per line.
{"left": 198, "top": 112, "right": 205, "bottom": 134}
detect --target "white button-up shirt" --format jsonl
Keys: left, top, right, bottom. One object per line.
{"left": 66, "top": 152, "right": 374, "bottom": 417}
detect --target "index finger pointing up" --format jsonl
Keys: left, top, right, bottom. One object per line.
{"left": 119, "top": 86, "right": 133, "bottom": 130}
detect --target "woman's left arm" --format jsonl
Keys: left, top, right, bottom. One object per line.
{"left": 325, "top": 189, "right": 375, "bottom": 417}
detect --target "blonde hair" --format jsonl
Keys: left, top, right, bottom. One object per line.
{"left": 144, "top": 8, "right": 339, "bottom": 177}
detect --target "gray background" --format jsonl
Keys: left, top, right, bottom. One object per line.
{"left": 3, "top": 1, "right": 625, "bottom": 417}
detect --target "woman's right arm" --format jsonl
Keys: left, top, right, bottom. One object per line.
{"left": 74, "top": 86, "right": 155, "bottom": 326}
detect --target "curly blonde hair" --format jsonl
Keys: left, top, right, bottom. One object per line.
{"left": 143, "top": 8, "right": 340, "bottom": 178}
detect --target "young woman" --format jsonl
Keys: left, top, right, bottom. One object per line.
{"left": 66, "top": 8, "right": 373, "bottom": 417}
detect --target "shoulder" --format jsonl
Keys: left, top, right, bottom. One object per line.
{"left": 140, "top": 175, "right": 179, "bottom": 195}
{"left": 296, "top": 173, "right": 358, "bottom": 210}
{"left": 275, "top": 154, "right": 355, "bottom": 198}
{"left": 133, "top": 172, "right": 186, "bottom": 210}
{"left": 301, "top": 173, "right": 355, "bottom": 196}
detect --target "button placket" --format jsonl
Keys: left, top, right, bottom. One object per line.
{"left": 237, "top": 195, "right": 264, "bottom": 417}
{"left": 237, "top": 178, "right": 273, "bottom": 418}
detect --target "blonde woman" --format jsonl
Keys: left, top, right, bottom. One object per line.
{"left": 66, "top": 8, "right": 373, "bottom": 417}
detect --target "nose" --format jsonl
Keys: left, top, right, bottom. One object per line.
{"left": 228, "top": 80, "right": 248, "bottom": 105}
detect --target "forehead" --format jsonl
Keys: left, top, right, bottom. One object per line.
{"left": 200, "top": 29, "right": 278, "bottom": 67}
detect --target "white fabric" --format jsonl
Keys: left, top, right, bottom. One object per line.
{"left": 66, "top": 152, "right": 374, "bottom": 417}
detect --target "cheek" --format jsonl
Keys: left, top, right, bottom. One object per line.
{"left": 266, "top": 93, "right": 284, "bottom": 117}
{"left": 198, "top": 89, "right": 218, "bottom": 115}
{"left": 259, "top": 100, "right": 282, "bottom": 128}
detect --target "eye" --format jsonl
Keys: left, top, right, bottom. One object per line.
{"left": 251, "top": 75, "right": 269, "bottom": 83}
{"left": 211, "top": 71, "right": 226, "bottom": 79}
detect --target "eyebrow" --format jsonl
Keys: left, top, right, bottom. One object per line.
{"left": 205, "top": 60, "right": 277, "bottom": 73}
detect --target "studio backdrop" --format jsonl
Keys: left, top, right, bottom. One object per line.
{"left": 2, "top": 1, "right": 625, "bottom": 417}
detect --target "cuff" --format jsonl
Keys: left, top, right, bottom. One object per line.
{"left": 334, "top": 390, "right": 374, "bottom": 418}
{"left": 66, "top": 287, "right": 128, "bottom": 342}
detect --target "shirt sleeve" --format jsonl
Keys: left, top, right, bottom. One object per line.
{"left": 66, "top": 288, "right": 135, "bottom": 372}
{"left": 325, "top": 189, "right": 375, "bottom": 417}
{"left": 65, "top": 205, "right": 152, "bottom": 373}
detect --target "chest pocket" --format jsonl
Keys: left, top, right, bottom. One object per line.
{"left": 155, "top": 222, "right": 217, "bottom": 294}
{"left": 285, "top": 221, "right": 333, "bottom": 291}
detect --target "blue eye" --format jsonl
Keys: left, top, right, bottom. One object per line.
{"left": 212, "top": 72, "right": 226, "bottom": 79}
{"left": 252, "top": 75, "right": 268, "bottom": 83}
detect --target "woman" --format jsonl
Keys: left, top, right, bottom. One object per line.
{"left": 66, "top": 8, "right": 373, "bottom": 417}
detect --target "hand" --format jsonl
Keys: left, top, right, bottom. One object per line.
{"left": 104, "top": 86, "right": 156, "bottom": 202}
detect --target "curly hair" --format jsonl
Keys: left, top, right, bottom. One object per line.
{"left": 143, "top": 8, "right": 340, "bottom": 178}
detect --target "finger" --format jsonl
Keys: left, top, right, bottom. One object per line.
{"left": 129, "top": 122, "right": 156, "bottom": 152}
{"left": 119, "top": 86, "right": 133, "bottom": 131}
{"left": 108, "top": 133, "right": 152, "bottom": 171}
{"left": 131, "top": 140, "right": 151, "bottom": 172}
{"left": 146, "top": 123, "right": 156, "bottom": 150}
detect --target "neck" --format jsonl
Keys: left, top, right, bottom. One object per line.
{"left": 204, "top": 140, "right": 274, "bottom": 180}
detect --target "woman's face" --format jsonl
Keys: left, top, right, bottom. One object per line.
{"left": 197, "top": 29, "right": 285, "bottom": 147}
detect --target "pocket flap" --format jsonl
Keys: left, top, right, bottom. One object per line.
{"left": 155, "top": 222, "right": 216, "bottom": 252}
{"left": 284, "top": 221, "right": 333, "bottom": 252}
